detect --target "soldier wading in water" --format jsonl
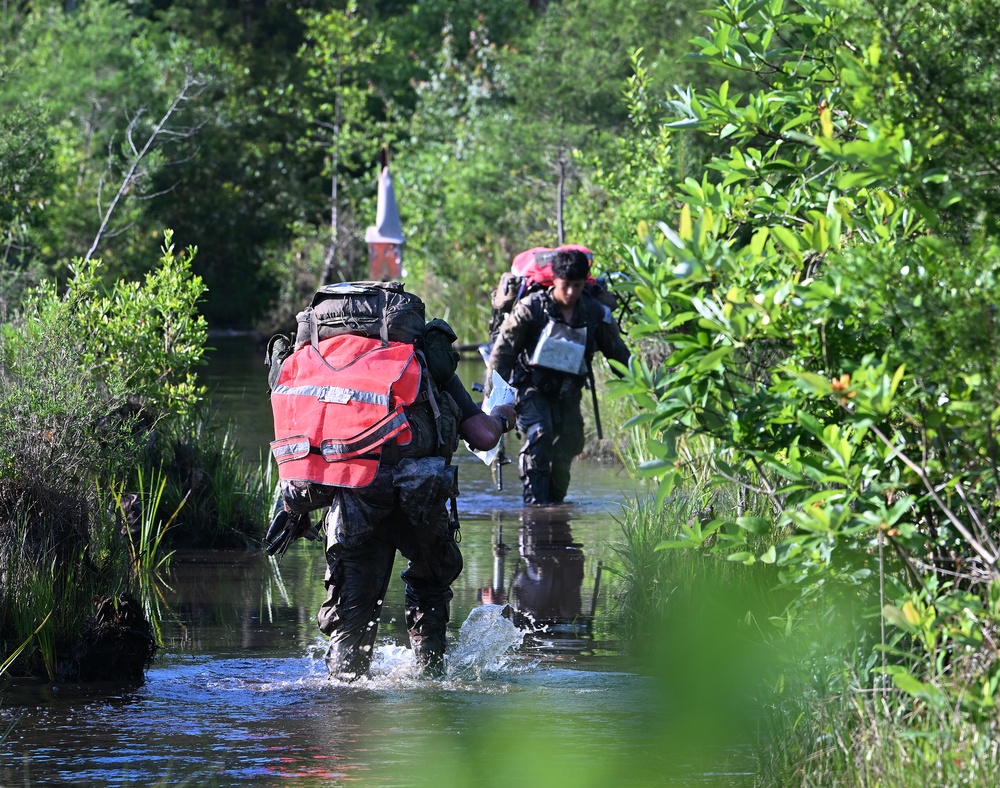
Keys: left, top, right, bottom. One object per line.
{"left": 488, "top": 250, "right": 630, "bottom": 506}
{"left": 266, "top": 283, "right": 515, "bottom": 679}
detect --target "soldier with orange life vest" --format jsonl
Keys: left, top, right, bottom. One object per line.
{"left": 488, "top": 250, "right": 630, "bottom": 506}
{"left": 265, "top": 283, "right": 515, "bottom": 679}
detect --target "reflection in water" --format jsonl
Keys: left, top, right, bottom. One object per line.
{"left": 479, "top": 507, "right": 602, "bottom": 657}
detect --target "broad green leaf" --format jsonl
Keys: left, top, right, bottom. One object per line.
{"left": 939, "top": 190, "right": 962, "bottom": 208}
{"left": 638, "top": 459, "right": 672, "bottom": 476}
{"left": 750, "top": 227, "right": 769, "bottom": 256}
{"left": 795, "top": 372, "right": 832, "bottom": 392}
{"left": 655, "top": 471, "right": 679, "bottom": 509}
{"left": 697, "top": 346, "right": 733, "bottom": 372}
{"left": 837, "top": 170, "right": 878, "bottom": 190}
{"left": 890, "top": 671, "right": 945, "bottom": 707}
{"left": 770, "top": 225, "right": 801, "bottom": 252}
{"left": 737, "top": 515, "right": 771, "bottom": 535}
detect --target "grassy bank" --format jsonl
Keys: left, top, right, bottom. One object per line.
{"left": 605, "top": 480, "right": 1000, "bottom": 786}
{"left": 0, "top": 239, "right": 270, "bottom": 680}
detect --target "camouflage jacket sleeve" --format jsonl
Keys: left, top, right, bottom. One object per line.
{"left": 594, "top": 306, "right": 631, "bottom": 374}
{"left": 488, "top": 298, "right": 540, "bottom": 382}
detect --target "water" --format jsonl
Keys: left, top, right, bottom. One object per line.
{"left": 0, "top": 338, "right": 753, "bottom": 786}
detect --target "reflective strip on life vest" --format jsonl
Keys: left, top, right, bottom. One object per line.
{"left": 270, "top": 436, "right": 310, "bottom": 462}
{"left": 319, "top": 407, "right": 409, "bottom": 461}
{"left": 271, "top": 383, "right": 392, "bottom": 407}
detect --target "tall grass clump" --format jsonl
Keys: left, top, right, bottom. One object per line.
{"left": 755, "top": 648, "right": 1000, "bottom": 786}
{"left": 114, "top": 467, "right": 184, "bottom": 575}
{"left": 138, "top": 404, "right": 270, "bottom": 549}
{"left": 605, "top": 496, "right": 684, "bottom": 637}
{"left": 607, "top": 472, "right": 784, "bottom": 643}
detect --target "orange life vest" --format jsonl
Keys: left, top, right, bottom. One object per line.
{"left": 269, "top": 333, "right": 422, "bottom": 488}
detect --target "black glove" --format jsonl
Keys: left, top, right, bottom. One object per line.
{"left": 422, "top": 318, "right": 461, "bottom": 385}
{"left": 264, "top": 509, "right": 316, "bottom": 557}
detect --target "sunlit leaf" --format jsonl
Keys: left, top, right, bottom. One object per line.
{"left": 770, "top": 225, "right": 801, "bottom": 252}
{"left": 902, "top": 600, "right": 922, "bottom": 626}
{"left": 679, "top": 204, "right": 693, "bottom": 241}
{"left": 819, "top": 106, "right": 833, "bottom": 138}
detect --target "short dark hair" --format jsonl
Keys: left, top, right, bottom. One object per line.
{"left": 551, "top": 249, "right": 590, "bottom": 281}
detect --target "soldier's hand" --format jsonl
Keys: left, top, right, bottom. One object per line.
{"left": 493, "top": 403, "right": 517, "bottom": 432}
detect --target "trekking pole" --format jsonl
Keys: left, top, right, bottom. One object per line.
{"left": 493, "top": 441, "right": 504, "bottom": 491}
{"left": 587, "top": 362, "right": 603, "bottom": 440}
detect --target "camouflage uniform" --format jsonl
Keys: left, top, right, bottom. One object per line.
{"left": 316, "top": 456, "right": 462, "bottom": 678}
{"left": 313, "top": 373, "right": 476, "bottom": 679}
{"left": 489, "top": 288, "right": 629, "bottom": 505}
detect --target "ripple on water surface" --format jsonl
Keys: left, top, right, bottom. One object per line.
{"left": 1, "top": 606, "right": 677, "bottom": 787}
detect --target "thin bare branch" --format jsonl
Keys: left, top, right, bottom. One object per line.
{"left": 867, "top": 420, "right": 999, "bottom": 573}
{"left": 85, "top": 70, "right": 205, "bottom": 263}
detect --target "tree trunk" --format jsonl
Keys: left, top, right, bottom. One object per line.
{"left": 319, "top": 72, "right": 343, "bottom": 287}
{"left": 556, "top": 151, "right": 566, "bottom": 245}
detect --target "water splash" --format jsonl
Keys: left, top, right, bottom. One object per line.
{"left": 444, "top": 604, "right": 529, "bottom": 680}
{"left": 310, "top": 605, "right": 534, "bottom": 686}
{"left": 370, "top": 643, "right": 419, "bottom": 677}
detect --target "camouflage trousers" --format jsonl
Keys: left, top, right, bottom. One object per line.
{"left": 516, "top": 386, "right": 585, "bottom": 505}
{"left": 316, "top": 457, "right": 462, "bottom": 678}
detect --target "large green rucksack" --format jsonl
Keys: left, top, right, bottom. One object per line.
{"left": 296, "top": 280, "right": 426, "bottom": 347}
{"left": 267, "top": 280, "right": 440, "bottom": 383}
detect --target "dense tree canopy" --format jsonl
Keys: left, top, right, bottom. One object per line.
{"left": 0, "top": 0, "right": 707, "bottom": 327}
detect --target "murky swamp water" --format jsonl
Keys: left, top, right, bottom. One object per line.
{"left": 0, "top": 338, "right": 752, "bottom": 786}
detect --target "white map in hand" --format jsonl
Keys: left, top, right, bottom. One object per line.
{"left": 470, "top": 371, "right": 515, "bottom": 466}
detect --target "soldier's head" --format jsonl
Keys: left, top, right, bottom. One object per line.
{"left": 550, "top": 250, "right": 590, "bottom": 309}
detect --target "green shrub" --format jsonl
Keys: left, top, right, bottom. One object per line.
{"left": 604, "top": 0, "right": 1000, "bottom": 779}
{"left": 0, "top": 233, "right": 212, "bottom": 678}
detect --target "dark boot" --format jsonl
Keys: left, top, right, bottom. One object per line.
{"left": 522, "top": 471, "right": 551, "bottom": 506}
{"left": 318, "top": 537, "right": 395, "bottom": 682}
{"left": 408, "top": 631, "right": 446, "bottom": 678}
{"left": 324, "top": 637, "right": 373, "bottom": 681}
{"left": 406, "top": 603, "right": 450, "bottom": 678}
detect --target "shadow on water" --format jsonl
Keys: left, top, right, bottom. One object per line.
{"left": 0, "top": 338, "right": 756, "bottom": 786}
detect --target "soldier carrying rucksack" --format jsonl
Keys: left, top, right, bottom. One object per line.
{"left": 482, "top": 244, "right": 618, "bottom": 363}
{"left": 264, "top": 281, "right": 515, "bottom": 679}
{"left": 487, "top": 250, "right": 631, "bottom": 506}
